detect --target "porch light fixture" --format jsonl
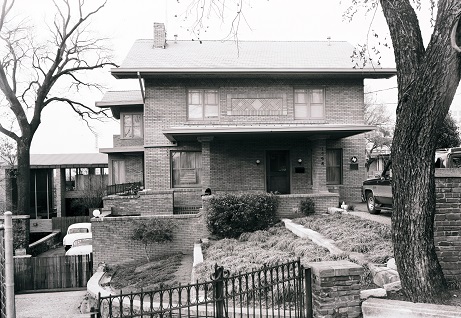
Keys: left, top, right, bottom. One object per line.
{"left": 256, "top": 159, "right": 261, "bottom": 165}
{"left": 297, "top": 158, "right": 303, "bottom": 164}
{"left": 93, "top": 209, "right": 101, "bottom": 218}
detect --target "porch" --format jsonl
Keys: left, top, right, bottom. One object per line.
{"left": 102, "top": 190, "right": 339, "bottom": 217}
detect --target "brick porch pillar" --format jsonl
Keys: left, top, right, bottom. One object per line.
{"left": 311, "top": 137, "right": 328, "bottom": 192}
{"left": 197, "top": 136, "right": 214, "bottom": 192}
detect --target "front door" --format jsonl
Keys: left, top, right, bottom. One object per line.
{"left": 266, "top": 150, "right": 290, "bottom": 194}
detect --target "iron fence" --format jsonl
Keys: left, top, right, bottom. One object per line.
{"left": 96, "top": 259, "right": 312, "bottom": 318}
{"left": 106, "top": 182, "right": 143, "bottom": 196}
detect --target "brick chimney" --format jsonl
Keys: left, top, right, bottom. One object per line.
{"left": 153, "top": 22, "right": 166, "bottom": 49}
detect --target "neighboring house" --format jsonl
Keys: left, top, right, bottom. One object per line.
{"left": 97, "top": 23, "right": 396, "bottom": 216}
{"left": 2, "top": 153, "right": 108, "bottom": 232}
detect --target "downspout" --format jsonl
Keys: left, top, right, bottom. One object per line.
{"left": 137, "top": 72, "right": 145, "bottom": 103}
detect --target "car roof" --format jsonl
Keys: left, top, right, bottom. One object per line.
{"left": 68, "top": 223, "right": 91, "bottom": 229}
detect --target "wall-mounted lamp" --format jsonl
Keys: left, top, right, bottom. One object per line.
{"left": 256, "top": 159, "right": 261, "bottom": 165}
{"left": 93, "top": 209, "right": 101, "bottom": 218}
{"left": 297, "top": 158, "right": 303, "bottom": 164}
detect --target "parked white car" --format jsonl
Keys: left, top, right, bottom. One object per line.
{"left": 63, "top": 223, "right": 92, "bottom": 251}
{"left": 65, "top": 237, "right": 92, "bottom": 256}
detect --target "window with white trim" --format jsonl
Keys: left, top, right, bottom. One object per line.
{"left": 187, "top": 89, "right": 219, "bottom": 120}
{"left": 171, "top": 151, "right": 202, "bottom": 187}
{"left": 122, "top": 113, "right": 143, "bottom": 138}
{"left": 294, "top": 88, "right": 325, "bottom": 119}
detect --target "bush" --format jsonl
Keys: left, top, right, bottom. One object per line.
{"left": 206, "top": 192, "right": 279, "bottom": 239}
{"left": 131, "top": 218, "right": 175, "bottom": 261}
{"left": 299, "top": 198, "right": 315, "bottom": 215}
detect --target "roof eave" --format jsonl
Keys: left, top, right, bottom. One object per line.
{"left": 111, "top": 68, "right": 397, "bottom": 80}
{"left": 163, "top": 124, "right": 376, "bottom": 142}
{"left": 95, "top": 100, "right": 144, "bottom": 108}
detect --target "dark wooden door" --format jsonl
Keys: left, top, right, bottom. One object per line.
{"left": 266, "top": 151, "right": 290, "bottom": 194}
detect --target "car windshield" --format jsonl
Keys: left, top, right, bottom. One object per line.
{"left": 68, "top": 228, "right": 89, "bottom": 234}
{"left": 73, "top": 238, "right": 92, "bottom": 247}
{"left": 451, "top": 156, "right": 461, "bottom": 168}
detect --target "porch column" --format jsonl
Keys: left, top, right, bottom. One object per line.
{"left": 55, "top": 168, "right": 66, "bottom": 217}
{"left": 197, "top": 136, "right": 214, "bottom": 192}
{"left": 311, "top": 137, "right": 329, "bottom": 193}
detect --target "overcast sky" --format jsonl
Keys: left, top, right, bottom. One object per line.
{"left": 4, "top": 0, "right": 444, "bottom": 154}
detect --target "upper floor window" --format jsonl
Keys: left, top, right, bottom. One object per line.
{"left": 326, "top": 149, "right": 342, "bottom": 185}
{"left": 122, "top": 113, "right": 143, "bottom": 139}
{"left": 188, "top": 89, "right": 219, "bottom": 120}
{"left": 294, "top": 88, "right": 325, "bottom": 119}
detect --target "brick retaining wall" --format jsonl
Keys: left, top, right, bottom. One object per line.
{"left": 103, "top": 190, "right": 174, "bottom": 216}
{"left": 92, "top": 213, "right": 208, "bottom": 271}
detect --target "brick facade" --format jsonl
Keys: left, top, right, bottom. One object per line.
{"left": 102, "top": 73, "right": 369, "bottom": 215}
{"left": 434, "top": 169, "right": 461, "bottom": 282}
{"left": 142, "top": 79, "right": 366, "bottom": 204}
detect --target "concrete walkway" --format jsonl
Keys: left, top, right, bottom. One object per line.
{"left": 15, "top": 290, "right": 88, "bottom": 318}
{"left": 344, "top": 202, "right": 392, "bottom": 226}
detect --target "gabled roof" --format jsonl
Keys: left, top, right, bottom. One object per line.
{"left": 112, "top": 40, "right": 396, "bottom": 79}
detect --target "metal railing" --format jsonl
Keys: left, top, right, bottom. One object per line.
{"left": 106, "top": 182, "right": 143, "bottom": 196}
{"left": 96, "top": 259, "right": 312, "bottom": 318}
{"left": 1, "top": 212, "right": 15, "bottom": 318}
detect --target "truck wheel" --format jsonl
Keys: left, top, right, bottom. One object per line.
{"left": 366, "top": 192, "right": 381, "bottom": 214}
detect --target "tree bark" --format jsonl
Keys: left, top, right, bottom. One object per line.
{"left": 16, "top": 137, "right": 32, "bottom": 216}
{"left": 380, "top": 0, "right": 461, "bottom": 303}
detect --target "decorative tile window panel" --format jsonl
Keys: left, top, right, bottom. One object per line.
{"left": 228, "top": 97, "right": 287, "bottom": 115}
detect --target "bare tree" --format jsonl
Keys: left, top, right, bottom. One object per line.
{"left": 363, "top": 96, "right": 394, "bottom": 171}
{"left": 0, "top": 0, "right": 116, "bottom": 215}
{"left": 186, "top": 0, "right": 461, "bottom": 303}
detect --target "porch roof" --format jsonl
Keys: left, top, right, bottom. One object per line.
{"left": 29, "top": 153, "right": 108, "bottom": 169}
{"left": 163, "top": 124, "right": 375, "bottom": 142}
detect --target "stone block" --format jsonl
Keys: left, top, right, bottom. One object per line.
{"left": 360, "top": 288, "right": 387, "bottom": 300}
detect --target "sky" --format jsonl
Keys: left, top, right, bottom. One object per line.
{"left": 2, "top": 0, "right": 446, "bottom": 154}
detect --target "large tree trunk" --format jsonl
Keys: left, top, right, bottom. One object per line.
{"left": 380, "top": 0, "right": 461, "bottom": 303}
{"left": 16, "top": 137, "right": 31, "bottom": 216}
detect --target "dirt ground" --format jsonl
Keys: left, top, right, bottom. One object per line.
{"left": 15, "top": 290, "right": 89, "bottom": 318}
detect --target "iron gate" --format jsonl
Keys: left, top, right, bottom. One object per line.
{"left": 96, "top": 259, "right": 312, "bottom": 318}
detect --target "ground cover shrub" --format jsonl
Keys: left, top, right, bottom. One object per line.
{"left": 299, "top": 198, "right": 315, "bottom": 215}
{"left": 106, "top": 253, "right": 184, "bottom": 293}
{"left": 206, "top": 192, "right": 279, "bottom": 239}
{"left": 294, "top": 214, "right": 393, "bottom": 263}
{"left": 194, "top": 223, "right": 346, "bottom": 282}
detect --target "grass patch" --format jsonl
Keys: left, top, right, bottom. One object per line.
{"left": 106, "top": 253, "right": 186, "bottom": 293}
{"left": 293, "top": 213, "right": 393, "bottom": 263}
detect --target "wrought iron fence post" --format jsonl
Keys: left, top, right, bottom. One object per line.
{"left": 4, "top": 212, "right": 15, "bottom": 318}
{"left": 212, "top": 264, "right": 229, "bottom": 318}
{"left": 304, "top": 267, "right": 313, "bottom": 318}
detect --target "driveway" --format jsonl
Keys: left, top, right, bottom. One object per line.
{"left": 15, "top": 290, "right": 89, "bottom": 318}
{"left": 345, "top": 202, "right": 391, "bottom": 226}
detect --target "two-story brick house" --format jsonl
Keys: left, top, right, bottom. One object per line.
{"left": 97, "top": 23, "right": 395, "bottom": 216}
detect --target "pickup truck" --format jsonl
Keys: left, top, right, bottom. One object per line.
{"left": 362, "top": 147, "right": 461, "bottom": 214}
{"left": 362, "top": 160, "right": 392, "bottom": 214}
